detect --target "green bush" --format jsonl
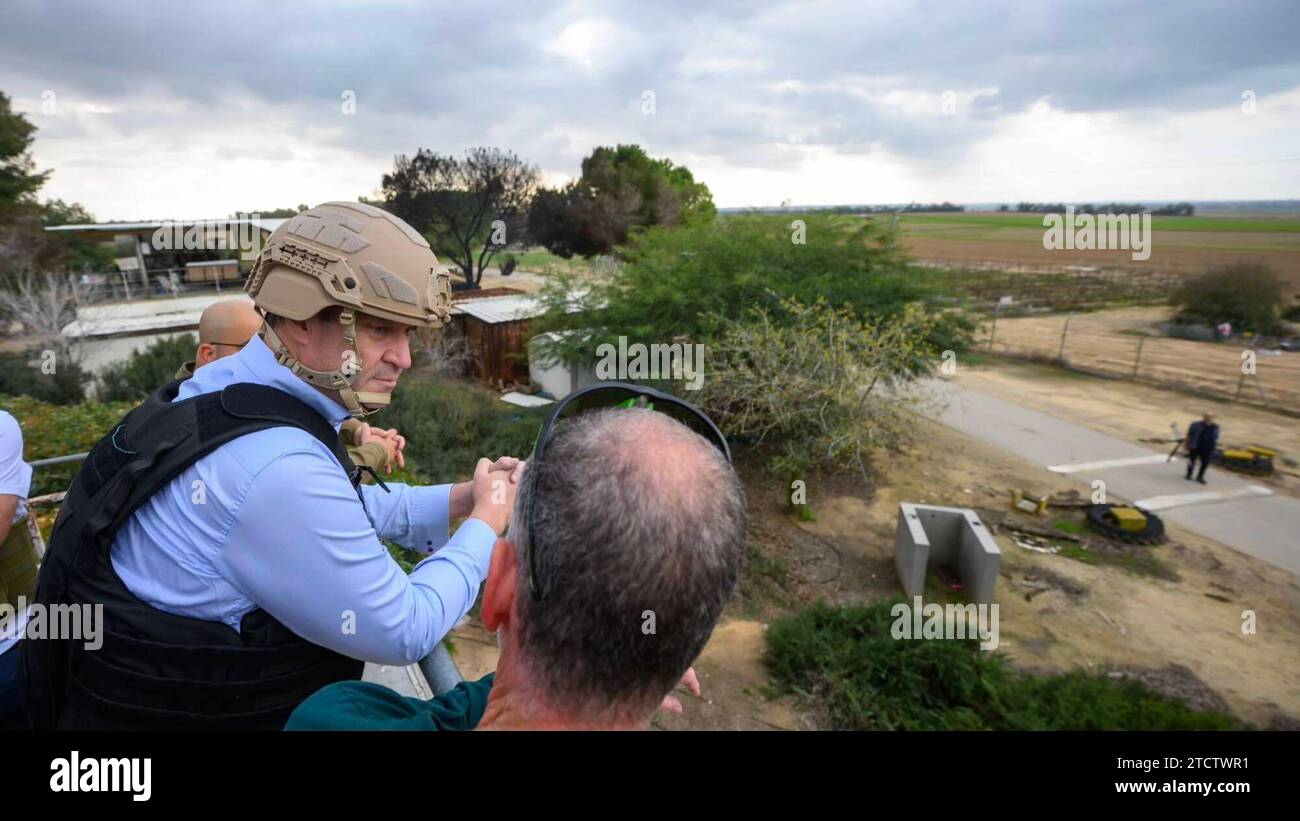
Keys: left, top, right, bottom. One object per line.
{"left": 96, "top": 333, "right": 195, "bottom": 402}
{"left": 3, "top": 394, "right": 136, "bottom": 496}
{"left": 1171, "top": 262, "right": 1285, "bottom": 334}
{"left": 367, "top": 374, "right": 546, "bottom": 485}
{"left": 531, "top": 213, "right": 974, "bottom": 367}
{"left": 699, "top": 296, "right": 940, "bottom": 480}
{"left": 764, "top": 599, "right": 1244, "bottom": 730}
{"left": 0, "top": 348, "right": 90, "bottom": 404}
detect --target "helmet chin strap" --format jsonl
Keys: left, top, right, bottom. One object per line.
{"left": 261, "top": 311, "right": 392, "bottom": 419}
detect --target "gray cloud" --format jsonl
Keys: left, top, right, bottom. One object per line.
{"left": 2, "top": 0, "right": 1297, "bottom": 189}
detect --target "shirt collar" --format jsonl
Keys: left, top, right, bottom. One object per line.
{"left": 177, "top": 333, "right": 352, "bottom": 429}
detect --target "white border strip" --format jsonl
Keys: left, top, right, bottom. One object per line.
{"left": 1048, "top": 454, "right": 1169, "bottom": 474}
{"left": 1134, "top": 485, "right": 1273, "bottom": 512}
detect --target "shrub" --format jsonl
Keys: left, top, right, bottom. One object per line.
{"left": 368, "top": 374, "right": 546, "bottom": 484}
{"left": 698, "top": 296, "right": 940, "bottom": 480}
{"left": 96, "top": 333, "right": 195, "bottom": 401}
{"left": 3, "top": 394, "right": 137, "bottom": 496}
{"left": 1171, "top": 262, "right": 1284, "bottom": 334}
{"left": 764, "top": 599, "right": 1244, "bottom": 730}
{"left": 0, "top": 348, "right": 89, "bottom": 404}
{"left": 531, "top": 213, "right": 973, "bottom": 366}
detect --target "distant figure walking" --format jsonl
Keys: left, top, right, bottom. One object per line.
{"left": 1184, "top": 412, "right": 1220, "bottom": 484}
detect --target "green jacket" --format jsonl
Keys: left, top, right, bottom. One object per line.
{"left": 285, "top": 674, "right": 495, "bottom": 731}
{"left": 175, "top": 361, "right": 391, "bottom": 480}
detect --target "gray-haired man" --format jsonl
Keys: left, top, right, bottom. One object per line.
{"left": 288, "top": 403, "right": 747, "bottom": 730}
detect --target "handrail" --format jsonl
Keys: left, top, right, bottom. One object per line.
{"left": 28, "top": 452, "right": 90, "bottom": 468}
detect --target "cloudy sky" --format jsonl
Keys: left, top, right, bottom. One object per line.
{"left": 2, "top": 0, "right": 1298, "bottom": 220}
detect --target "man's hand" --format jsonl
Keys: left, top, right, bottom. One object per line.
{"left": 450, "top": 455, "right": 526, "bottom": 521}
{"left": 468, "top": 457, "right": 520, "bottom": 536}
{"left": 658, "top": 667, "right": 701, "bottom": 714}
{"left": 354, "top": 423, "right": 406, "bottom": 473}
{"left": 486, "top": 455, "right": 526, "bottom": 485}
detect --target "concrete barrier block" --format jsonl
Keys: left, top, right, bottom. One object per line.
{"left": 894, "top": 503, "right": 1000, "bottom": 604}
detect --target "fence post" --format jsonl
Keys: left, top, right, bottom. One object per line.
{"left": 1132, "top": 336, "right": 1144, "bottom": 376}
{"left": 1057, "top": 314, "right": 1071, "bottom": 361}
{"left": 1252, "top": 371, "right": 1268, "bottom": 404}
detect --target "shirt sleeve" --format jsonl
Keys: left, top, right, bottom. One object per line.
{"left": 359, "top": 481, "right": 462, "bottom": 554}
{"left": 214, "top": 448, "right": 498, "bottom": 666}
{"left": 0, "top": 413, "right": 32, "bottom": 499}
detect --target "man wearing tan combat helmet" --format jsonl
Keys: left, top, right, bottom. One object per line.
{"left": 22, "top": 202, "right": 523, "bottom": 730}
{"left": 175, "top": 298, "right": 404, "bottom": 480}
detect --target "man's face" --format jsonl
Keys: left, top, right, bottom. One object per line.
{"left": 295, "top": 311, "right": 413, "bottom": 399}
{"left": 195, "top": 303, "right": 263, "bottom": 367}
{"left": 351, "top": 313, "right": 415, "bottom": 397}
{"left": 1204, "top": 413, "right": 1215, "bottom": 424}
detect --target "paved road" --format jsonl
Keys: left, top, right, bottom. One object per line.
{"left": 923, "top": 379, "right": 1300, "bottom": 577}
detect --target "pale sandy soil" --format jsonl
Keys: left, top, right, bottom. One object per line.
{"left": 986, "top": 306, "right": 1300, "bottom": 410}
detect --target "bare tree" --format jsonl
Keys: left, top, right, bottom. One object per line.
{"left": 414, "top": 325, "right": 475, "bottom": 377}
{"left": 0, "top": 270, "right": 97, "bottom": 367}
{"left": 381, "top": 147, "right": 540, "bottom": 288}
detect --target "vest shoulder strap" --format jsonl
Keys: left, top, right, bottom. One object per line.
{"left": 71, "top": 381, "right": 361, "bottom": 568}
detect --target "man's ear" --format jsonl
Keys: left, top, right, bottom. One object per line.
{"left": 283, "top": 317, "right": 313, "bottom": 345}
{"left": 195, "top": 342, "right": 216, "bottom": 367}
{"left": 481, "top": 538, "right": 519, "bottom": 633}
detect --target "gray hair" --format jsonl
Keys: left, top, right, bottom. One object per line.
{"left": 509, "top": 407, "right": 747, "bottom": 719}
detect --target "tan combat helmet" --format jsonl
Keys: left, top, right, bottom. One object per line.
{"left": 245, "top": 201, "right": 452, "bottom": 417}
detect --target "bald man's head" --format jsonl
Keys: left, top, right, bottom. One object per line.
{"left": 195, "top": 299, "right": 263, "bottom": 367}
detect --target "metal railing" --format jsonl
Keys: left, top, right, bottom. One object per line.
{"left": 75, "top": 270, "right": 247, "bottom": 305}
{"left": 25, "top": 451, "right": 462, "bottom": 696}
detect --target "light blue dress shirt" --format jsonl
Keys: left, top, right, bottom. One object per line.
{"left": 110, "top": 334, "right": 498, "bottom": 666}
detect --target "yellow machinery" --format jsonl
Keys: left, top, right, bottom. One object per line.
{"left": 1107, "top": 506, "right": 1148, "bottom": 533}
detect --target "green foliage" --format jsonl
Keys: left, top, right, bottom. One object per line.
{"left": 1171, "top": 262, "right": 1285, "bottom": 333}
{"left": 3, "top": 394, "right": 137, "bottom": 495}
{"left": 0, "top": 348, "right": 90, "bottom": 404}
{"left": 41, "top": 198, "right": 117, "bottom": 272}
{"left": 96, "top": 333, "right": 195, "bottom": 402}
{"left": 40, "top": 198, "right": 96, "bottom": 226}
{"left": 527, "top": 144, "right": 715, "bottom": 259}
{"left": 0, "top": 90, "right": 49, "bottom": 207}
{"left": 764, "top": 599, "right": 1243, "bottom": 730}
{"left": 368, "top": 374, "right": 546, "bottom": 485}
{"left": 699, "top": 296, "right": 941, "bottom": 479}
{"left": 531, "top": 213, "right": 972, "bottom": 367}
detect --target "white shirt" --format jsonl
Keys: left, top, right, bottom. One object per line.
{"left": 0, "top": 410, "right": 34, "bottom": 656}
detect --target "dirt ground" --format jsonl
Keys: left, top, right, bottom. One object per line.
{"left": 986, "top": 306, "right": 1300, "bottom": 411}
{"left": 747, "top": 419, "right": 1300, "bottom": 728}
{"left": 448, "top": 411, "right": 1300, "bottom": 730}
{"left": 902, "top": 226, "right": 1300, "bottom": 297}
{"left": 958, "top": 353, "right": 1300, "bottom": 497}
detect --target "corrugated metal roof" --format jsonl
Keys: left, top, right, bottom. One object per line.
{"left": 451, "top": 292, "right": 586, "bottom": 324}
